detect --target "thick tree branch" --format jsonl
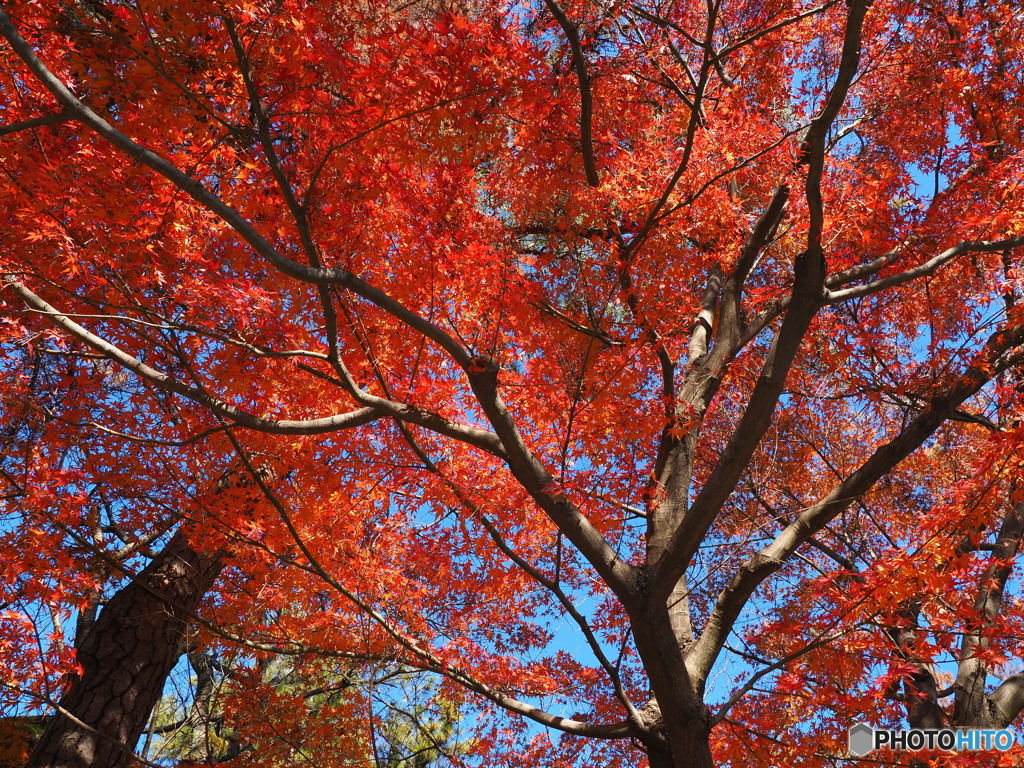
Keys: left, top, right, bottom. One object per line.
{"left": 3, "top": 278, "right": 508, "bottom": 454}
{"left": 955, "top": 500, "right": 1024, "bottom": 725}
{"left": 544, "top": 0, "right": 600, "bottom": 187}
{"left": 732, "top": 184, "right": 791, "bottom": 290}
{"left": 747, "top": 481, "right": 856, "bottom": 571}
{"left": 465, "top": 356, "right": 642, "bottom": 606}
{"left": 801, "top": 0, "right": 871, "bottom": 251}
{"left": 688, "top": 322, "right": 1024, "bottom": 684}
{"left": 992, "top": 675, "right": 1024, "bottom": 727}
{"left": 648, "top": 0, "right": 870, "bottom": 601}
{"left": 686, "top": 266, "right": 723, "bottom": 365}
{"left": 0, "top": 9, "right": 472, "bottom": 369}
{"left": 826, "top": 236, "right": 1024, "bottom": 304}
{"left": 716, "top": 184, "right": 790, "bottom": 346}
{"left": 652, "top": 242, "right": 826, "bottom": 600}
{"left": 0, "top": 109, "right": 72, "bottom": 137}
{"left": 884, "top": 600, "right": 946, "bottom": 731}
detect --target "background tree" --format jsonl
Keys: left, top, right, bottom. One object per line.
{"left": 1, "top": 0, "right": 1023, "bottom": 767}
{"left": 145, "top": 651, "right": 471, "bottom": 768}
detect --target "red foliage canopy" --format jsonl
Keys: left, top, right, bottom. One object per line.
{"left": 1, "top": 0, "right": 1024, "bottom": 765}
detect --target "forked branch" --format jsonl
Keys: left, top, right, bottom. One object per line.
{"left": 689, "top": 322, "right": 1024, "bottom": 683}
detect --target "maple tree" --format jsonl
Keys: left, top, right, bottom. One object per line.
{"left": 1, "top": 0, "right": 1024, "bottom": 766}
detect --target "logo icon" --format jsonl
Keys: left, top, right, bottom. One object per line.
{"left": 848, "top": 723, "right": 874, "bottom": 756}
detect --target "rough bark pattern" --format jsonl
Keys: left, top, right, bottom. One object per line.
{"left": 631, "top": 614, "right": 714, "bottom": 768}
{"left": 26, "top": 532, "right": 223, "bottom": 768}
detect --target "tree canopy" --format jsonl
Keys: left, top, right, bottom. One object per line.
{"left": 1, "top": 0, "right": 1024, "bottom": 766}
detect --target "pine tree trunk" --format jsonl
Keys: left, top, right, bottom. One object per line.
{"left": 27, "top": 531, "right": 223, "bottom": 768}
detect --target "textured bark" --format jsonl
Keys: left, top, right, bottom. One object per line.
{"left": 667, "top": 726, "right": 715, "bottom": 768}
{"left": 631, "top": 614, "right": 714, "bottom": 768}
{"left": 27, "top": 531, "right": 223, "bottom": 768}
{"left": 638, "top": 710, "right": 713, "bottom": 768}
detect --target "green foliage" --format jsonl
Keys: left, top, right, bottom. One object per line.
{"left": 144, "top": 654, "right": 471, "bottom": 768}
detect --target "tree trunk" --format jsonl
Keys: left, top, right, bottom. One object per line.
{"left": 662, "top": 719, "right": 715, "bottom": 768}
{"left": 638, "top": 720, "right": 715, "bottom": 768}
{"left": 632, "top": 614, "right": 716, "bottom": 768}
{"left": 27, "top": 531, "right": 223, "bottom": 768}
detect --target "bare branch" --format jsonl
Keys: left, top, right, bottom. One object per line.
{"left": 826, "top": 236, "right": 1024, "bottom": 304}
{"left": 544, "top": 0, "right": 600, "bottom": 187}
{"left": 532, "top": 300, "right": 621, "bottom": 345}
{"left": 219, "top": 426, "right": 632, "bottom": 741}
{"left": 718, "top": 1, "right": 841, "bottom": 58}
{"left": 0, "top": 109, "right": 72, "bottom": 137}
{"left": 711, "top": 628, "right": 852, "bottom": 725}
{"left": 800, "top": 0, "right": 871, "bottom": 252}
{"left": 4, "top": 276, "right": 380, "bottom": 434}
{"left": 396, "top": 424, "right": 644, "bottom": 726}
{"left": 4, "top": 278, "right": 506, "bottom": 454}
{"left": 623, "top": 2, "right": 722, "bottom": 253}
